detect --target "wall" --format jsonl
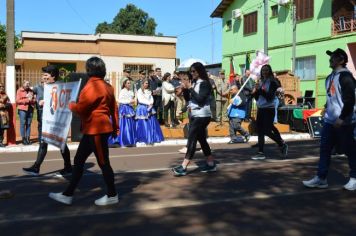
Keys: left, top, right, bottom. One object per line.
{"left": 219, "top": 0, "right": 356, "bottom": 108}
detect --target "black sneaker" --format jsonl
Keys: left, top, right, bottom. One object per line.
{"left": 281, "top": 143, "right": 288, "bottom": 158}
{"left": 200, "top": 163, "right": 217, "bottom": 173}
{"left": 22, "top": 165, "right": 40, "bottom": 176}
{"left": 244, "top": 134, "right": 251, "bottom": 143}
{"left": 172, "top": 165, "right": 187, "bottom": 176}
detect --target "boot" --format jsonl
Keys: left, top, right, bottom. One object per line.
{"left": 22, "top": 137, "right": 28, "bottom": 145}
{"left": 26, "top": 137, "right": 31, "bottom": 145}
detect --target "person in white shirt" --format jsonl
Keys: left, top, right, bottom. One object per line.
{"left": 135, "top": 79, "right": 164, "bottom": 144}
{"left": 117, "top": 79, "right": 136, "bottom": 147}
{"left": 162, "top": 72, "right": 176, "bottom": 128}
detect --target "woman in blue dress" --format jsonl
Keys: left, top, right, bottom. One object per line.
{"left": 117, "top": 79, "right": 136, "bottom": 147}
{"left": 108, "top": 79, "right": 136, "bottom": 147}
{"left": 135, "top": 79, "right": 164, "bottom": 144}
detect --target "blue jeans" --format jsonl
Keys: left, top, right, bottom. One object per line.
{"left": 317, "top": 122, "right": 356, "bottom": 179}
{"left": 18, "top": 109, "right": 33, "bottom": 138}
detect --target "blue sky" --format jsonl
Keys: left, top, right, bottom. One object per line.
{"left": 0, "top": 0, "right": 222, "bottom": 64}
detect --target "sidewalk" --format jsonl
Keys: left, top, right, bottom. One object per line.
{"left": 0, "top": 133, "right": 312, "bottom": 153}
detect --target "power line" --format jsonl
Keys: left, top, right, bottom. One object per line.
{"left": 65, "top": 0, "right": 92, "bottom": 32}
{"left": 176, "top": 20, "right": 221, "bottom": 37}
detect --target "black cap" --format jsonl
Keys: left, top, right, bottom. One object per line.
{"left": 139, "top": 69, "right": 146, "bottom": 74}
{"left": 326, "top": 48, "right": 348, "bottom": 63}
{"left": 123, "top": 68, "right": 131, "bottom": 73}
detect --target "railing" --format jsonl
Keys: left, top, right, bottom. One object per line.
{"left": 332, "top": 15, "right": 356, "bottom": 35}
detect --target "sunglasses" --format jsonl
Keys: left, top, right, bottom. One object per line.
{"left": 190, "top": 70, "right": 197, "bottom": 73}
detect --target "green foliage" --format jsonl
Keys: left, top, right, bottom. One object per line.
{"left": 0, "top": 23, "right": 22, "bottom": 63}
{"left": 95, "top": 4, "right": 157, "bottom": 36}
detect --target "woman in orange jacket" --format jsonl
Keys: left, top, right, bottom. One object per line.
{"left": 49, "top": 57, "right": 119, "bottom": 206}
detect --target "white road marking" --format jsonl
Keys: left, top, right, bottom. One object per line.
{"left": 0, "top": 152, "right": 180, "bottom": 165}
{"left": 0, "top": 156, "right": 319, "bottom": 183}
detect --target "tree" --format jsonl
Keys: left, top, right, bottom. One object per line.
{"left": 0, "top": 23, "right": 22, "bottom": 63}
{"left": 95, "top": 4, "right": 157, "bottom": 36}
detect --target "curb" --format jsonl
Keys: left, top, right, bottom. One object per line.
{"left": 0, "top": 133, "right": 313, "bottom": 153}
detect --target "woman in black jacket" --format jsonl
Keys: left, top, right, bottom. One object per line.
{"left": 251, "top": 64, "right": 288, "bottom": 160}
{"left": 172, "top": 62, "right": 216, "bottom": 176}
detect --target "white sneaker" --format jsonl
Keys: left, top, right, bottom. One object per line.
{"left": 94, "top": 195, "right": 119, "bottom": 206}
{"left": 49, "top": 192, "right": 73, "bottom": 205}
{"left": 344, "top": 177, "right": 356, "bottom": 191}
{"left": 302, "top": 176, "right": 328, "bottom": 188}
{"left": 251, "top": 152, "right": 266, "bottom": 160}
{"left": 178, "top": 147, "right": 187, "bottom": 154}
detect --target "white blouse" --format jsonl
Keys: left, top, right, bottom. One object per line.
{"left": 137, "top": 88, "right": 153, "bottom": 105}
{"left": 118, "top": 88, "right": 135, "bottom": 104}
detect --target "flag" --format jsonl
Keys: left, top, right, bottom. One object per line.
{"left": 229, "top": 57, "right": 235, "bottom": 85}
{"left": 245, "top": 53, "right": 251, "bottom": 71}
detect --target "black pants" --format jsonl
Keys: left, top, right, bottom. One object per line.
{"left": 164, "top": 100, "right": 175, "bottom": 125}
{"left": 37, "top": 109, "right": 43, "bottom": 141}
{"left": 64, "top": 133, "right": 116, "bottom": 197}
{"left": 34, "top": 142, "right": 71, "bottom": 170}
{"left": 153, "top": 95, "right": 163, "bottom": 122}
{"left": 185, "top": 117, "right": 211, "bottom": 160}
{"left": 0, "top": 128, "right": 4, "bottom": 143}
{"left": 229, "top": 118, "right": 249, "bottom": 140}
{"left": 245, "top": 96, "right": 253, "bottom": 120}
{"left": 256, "top": 108, "right": 284, "bottom": 153}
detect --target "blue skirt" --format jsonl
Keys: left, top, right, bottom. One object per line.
{"left": 108, "top": 104, "right": 136, "bottom": 146}
{"left": 118, "top": 104, "right": 136, "bottom": 146}
{"left": 135, "top": 104, "right": 164, "bottom": 144}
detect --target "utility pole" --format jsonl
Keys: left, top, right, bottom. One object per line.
{"left": 292, "top": 0, "right": 297, "bottom": 74}
{"left": 6, "top": 0, "right": 15, "bottom": 102}
{"left": 264, "top": 0, "right": 268, "bottom": 55}
{"left": 211, "top": 0, "right": 215, "bottom": 64}
{"left": 6, "top": 0, "right": 16, "bottom": 145}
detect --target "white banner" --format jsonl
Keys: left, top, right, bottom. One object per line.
{"left": 42, "top": 80, "right": 81, "bottom": 150}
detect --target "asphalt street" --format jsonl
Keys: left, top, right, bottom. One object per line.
{"left": 0, "top": 139, "right": 355, "bottom": 236}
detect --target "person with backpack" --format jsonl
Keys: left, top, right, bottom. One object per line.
{"left": 303, "top": 48, "right": 356, "bottom": 191}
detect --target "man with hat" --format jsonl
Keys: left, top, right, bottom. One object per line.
{"left": 120, "top": 68, "right": 135, "bottom": 91}
{"left": 215, "top": 69, "right": 230, "bottom": 123}
{"left": 135, "top": 69, "right": 147, "bottom": 92}
{"left": 303, "top": 48, "right": 356, "bottom": 191}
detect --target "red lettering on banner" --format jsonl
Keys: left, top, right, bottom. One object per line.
{"left": 59, "top": 89, "right": 73, "bottom": 108}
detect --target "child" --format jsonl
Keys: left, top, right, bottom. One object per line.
{"left": 227, "top": 85, "right": 250, "bottom": 144}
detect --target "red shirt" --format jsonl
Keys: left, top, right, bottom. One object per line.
{"left": 69, "top": 77, "right": 118, "bottom": 135}
{"left": 16, "top": 87, "right": 35, "bottom": 111}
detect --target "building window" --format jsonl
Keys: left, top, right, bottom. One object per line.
{"left": 124, "top": 64, "right": 153, "bottom": 79}
{"left": 339, "top": 16, "right": 346, "bottom": 31}
{"left": 295, "top": 0, "right": 314, "bottom": 21}
{"left": 295, "top": 56, "right": 316, "bottom": 81}
{"left": 226, "top": 20, "right": 232, "bottom": 31}
{"left": 244, "top": 11, "right": 258, "bottom": 35}
{"left": 271, "top": 5, "right": 278, "bottom": 17}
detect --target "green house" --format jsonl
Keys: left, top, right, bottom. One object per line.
{"left": 211, "top": 0, "right": 356, "bottom": 108}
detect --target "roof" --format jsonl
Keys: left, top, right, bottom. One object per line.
{"left": 210, "top": 0, "right": 234, "bottom": 18}
{"left": 21, "top": 31, "right": 177, "bottom": 44}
